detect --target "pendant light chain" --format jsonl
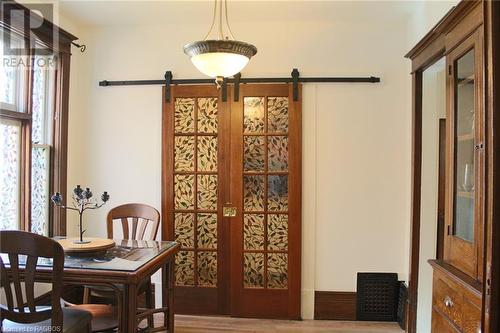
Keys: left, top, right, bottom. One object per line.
{"left": 219, "top": 0, "right": 223, "bottom": 39}
{"left": 203, "top": 0, "right": 218, "bottom": 40}
{"left": 224, "top": 0, "right": 236, "bottom": 40}
{"left": 203, "top": 0, "right": 236, "bottom": 41}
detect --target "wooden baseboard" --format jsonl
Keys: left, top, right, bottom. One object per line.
{"left": 314, "top": 291, "right": 357, "bottom": 320}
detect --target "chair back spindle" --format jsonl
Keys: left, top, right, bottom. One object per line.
{"left": 0, "top": 231, "right": 64, "bottom": 329}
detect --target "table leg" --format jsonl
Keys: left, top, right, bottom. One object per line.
{"left": 122, "top": 282, "right": 138, "bottom": 333}
{"left": 162, "top": 259, "right": 175, "bottom": 333}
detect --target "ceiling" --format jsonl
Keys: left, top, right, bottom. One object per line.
{"left": 58, "top": 0, "right": 426, "bottom": 27}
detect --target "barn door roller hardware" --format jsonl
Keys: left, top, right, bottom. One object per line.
{"left": 99, "top": 68, "right": 381, "bottom": 102}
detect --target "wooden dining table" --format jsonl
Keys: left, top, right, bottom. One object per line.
{"left": 3, "top": 239, "right": 179, "bottom": 332}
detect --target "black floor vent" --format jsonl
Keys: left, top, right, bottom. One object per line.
{"left": 397, "top": 281, "right": 408, "bottom": 329}
{"left": 356, "top": 272, "right": 399, "bottom": 322}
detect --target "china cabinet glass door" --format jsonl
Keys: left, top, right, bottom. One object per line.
{"left": 444, "top": 29, "right": 484, "bottom": 279}
{"left": 453, "top": 48, "right": 475, "bottom": 243}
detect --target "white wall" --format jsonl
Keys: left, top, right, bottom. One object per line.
{"left": 56, "top": 0, "right": 456, "bottom": 320}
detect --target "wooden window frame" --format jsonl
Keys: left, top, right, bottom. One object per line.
{"left": 0, "top": 2, "right": 77, "bottom": 236}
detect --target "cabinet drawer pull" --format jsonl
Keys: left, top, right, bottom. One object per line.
{"left": 443, "top": 296, "right": 454, "bottom": 308}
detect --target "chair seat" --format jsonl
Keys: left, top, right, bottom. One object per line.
{"left": 70, "top": 304, "right": 118, "bottom": 333}
{"left": 2, "top": 307, "right": 92, "bottom": 333}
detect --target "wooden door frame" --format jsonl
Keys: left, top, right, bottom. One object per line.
{"left": 483, "top": 0, "right": 500, "bottom": 332}
{"left": 407, "top": 57, "right": 444, "bottom": 333}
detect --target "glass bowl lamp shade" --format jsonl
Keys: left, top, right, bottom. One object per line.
{"left": 184, "top": 40, "right": 257, "bottom": 78}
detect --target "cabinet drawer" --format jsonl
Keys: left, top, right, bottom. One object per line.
{"left": 433, "top": 274, "right": 463, "bottom": 328}
{"left": 462, "top": 298, "right": 481, "bottom": 333}
{"left": 432, "top": 310, "right": 460, "bottom": 333}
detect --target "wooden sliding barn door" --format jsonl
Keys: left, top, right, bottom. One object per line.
{"left": 229, "top": 84, "right": 301, "bottom": 319}
{"left": 162, "top": 83, "right": 301, "bottom": 319}
{"left": 163, "top": 85, "right": 230, "bottom": 315}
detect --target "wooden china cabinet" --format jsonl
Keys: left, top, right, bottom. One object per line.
{"left": 406, "top": 1, "right": 500, "bottom": 333}
{"left": 431, "top": 20, "right": 484, "bottom": 333}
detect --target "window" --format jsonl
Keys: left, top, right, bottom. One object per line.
{"left": 0, "top": 11, "right": 76, "bottom": 236}
{"left": 1, "top": 32, "right": 57, "bottom": 235}
{"left": 31, "top": 53, "right": 56, "bottom": 235}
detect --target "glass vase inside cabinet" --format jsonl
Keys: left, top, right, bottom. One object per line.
{"left": 444, "top": 29, "right": 484, "bottom": 280}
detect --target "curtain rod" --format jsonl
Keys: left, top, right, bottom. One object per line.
{"left": 98, "top": 69, "right": 381, "bottom": 102}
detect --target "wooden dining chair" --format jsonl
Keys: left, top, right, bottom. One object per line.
{"left": 106, "top": 203, "right": 160, "bottom": 242}
{"left": 0, "top": 230, "right": 92, "bottom": 333}
{"left": 80, "top": 203, "right": 160, "bottom": 331}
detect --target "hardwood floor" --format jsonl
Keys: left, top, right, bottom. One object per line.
{"left": 159, "top": 315, "right": 404, "bottom": 333}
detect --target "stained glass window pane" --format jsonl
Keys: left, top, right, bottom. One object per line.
{"left": 0, "top": 31, "right": 26, "bottom": 112}
{"left": 174, "top": 98, "right": 195, "bottom": 133}
{"left": 0, "top": 119, "right": 21, "bottom": 230}
{"left": 31, "top": 146, "right": 50, "bottom": 235}
{"left": 197, "top": 251, "right": 217, "bottom": 287}
{"left": 175, "top": 250, "right": 195, "bottom": 286}
{"left": 243, "top": 252, "right": 264, "bottom": 288}
{"left": 0, "top": 59, "right": 17, "bottom": 105}
{"left": 268, "top": 175, "right": 289, "bottom": 211}
{"left": 268, "top": 97, "right": 289, "bottom": 133}
{"left": 267, "top": 253, "right": 288, "bottom": 289}
{"left": 244, "top": 97, "right": 265, "bottom": 133}
{"left": 32, "top": 55, "right": 55, "bottom": 144}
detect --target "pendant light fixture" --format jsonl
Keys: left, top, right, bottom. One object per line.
{"left": 183, "top": 0, "right": 257, "bottom": 87}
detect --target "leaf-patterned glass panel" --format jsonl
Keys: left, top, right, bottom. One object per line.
{"left": 243, "top": 175, "right": 265, "bottom": 211}
{"left": 31, "top": 55, "right": 55, "bottom": 145}
{"left": 243, "top": 252, "right": 264, "bottom": 288}
{"left": 31, "top": 57, "right": 46, "bottom": 143}
{"left": 31, "top": 146, "right": 50, "bottom": 236}
{"left": 175, "top": 250, "right": 195, "bottom": 286}
{"left": 243, "top": 97, "right": 265, "bottom": 133}
{"left": 197, "top": 175, "right": 217, "bottom": 210}
{"left": 174, "top": 213, "right": 194, "bottom": 248}
{"left": 243, "top": 214, "right": 264, "bottom": 250}
{"left": 268, "top": 175, "right": 288, "bottom": 211}
{"left": 267, "top": 253, "right": 288, "bottom": 289}
{"left": 0, "top": 120, "right": 21, "bottom": 230}
{"left": 197, "top": 213, "right": 217, "bottom": 249}
{"left": 268, "top": 136, "right": 288, "bottom": 171}
{"left": 268, "top": 97, "right": 289, "bottom": 133}
{"left": 197, "top": 251, "right": 217, "bottom": 287}
{"left": 244, "top": 136, "right": 265, "bottom": 172}
{"left": 268, "top": 214, "right": 288, "bottom": 250}
{"left": 197, "top": 136, "right": 217, "bottom": 172}
{"left": 198, "top": 97, "right": 218, "bottom": 133}
{"left": 174, "top": 98, "right": 195, "bottom": 133}
{"left": 174, "top": 136, "right": 195, "bottom": 171}
{"left": 174, "top": 174, "right": 194, "bottom": 210}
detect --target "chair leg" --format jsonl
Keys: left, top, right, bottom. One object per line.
{"left": 83, "top": 286, "right": 90, "bottom": 304}
{"left": 145, "top": 281, "right": 154, "bottom": 329}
